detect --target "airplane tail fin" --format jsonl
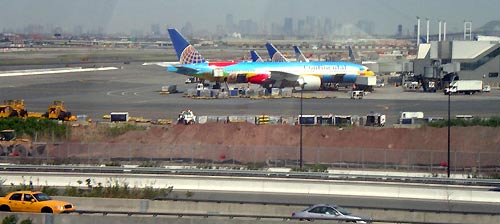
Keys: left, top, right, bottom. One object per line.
{"left": 250, "top": 50, "right": 264, "bottom": 62}
{"left": 167, "top": 28, "right": 206, "bottom": 64}
{"left": 293, "top": 46, "right": 309, "bottom": 62}
{"left": 265, "top": 42, "right": 288, "bottom": 62}
{"left": 348, "top": 45, "right": 356, "bottom": 62}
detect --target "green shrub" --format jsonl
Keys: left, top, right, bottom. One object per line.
{"left": 20, "top": 219, "right": 32, "bottom": 224}
{"left": 2, "top": 215, "right": 17, "bottom": 224}
{"left": 246, "top": 162, "right": 265, "bottom": 170}
{"left": 428, "top": 117, "right": 500, "bottom": 128}
{"left": 0, "top": 117, "right": 69, "bottom": 140}
{"left": 104, "top": 124, "right": 146, "bottom": 137}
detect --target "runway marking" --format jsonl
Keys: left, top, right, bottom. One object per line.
{"left": 0, "top": 67, "right": 118, "bottom": 77}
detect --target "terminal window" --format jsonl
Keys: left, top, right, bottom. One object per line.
{"left": 489, "top": 72, "right": 499, "bottom": 78}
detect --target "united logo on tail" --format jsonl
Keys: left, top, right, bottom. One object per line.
{"left": 180, "top": 45, "right": 205, "bottom": 64}
{"left": 168, "top": 28, "right": 206, "bottom": 64}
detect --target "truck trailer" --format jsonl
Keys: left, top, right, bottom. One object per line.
{"left": 444, "top": 80, "right": 483, "bottom": 95}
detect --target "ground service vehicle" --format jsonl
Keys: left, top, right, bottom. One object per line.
{"left": 366, "top": 112, "right": 386, "bottom": 127}
{"left": 350, "top": 90, "right": 364, "bottom": 99}
{"left": 0, "top": 130, "right": 46, "bottom": 156}
{"left": 0, "top": 99, "right": 28, "bottom": 118}
{"left": 42, "top": 100, "right": 77, "bottom": 121}
{"left": 444, "top": 80, "right": 483, "bottom": 95}
{"left": 292, "top": 204, "right": 371, "bottom": 223}
{"left": 0, "top": 191, "right": 75, "bottom": 213}
{"left": 177, "top": 109, "right": 196, "bottom": 125}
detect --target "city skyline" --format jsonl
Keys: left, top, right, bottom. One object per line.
{"left": 1, "top": 0, "right": 498, "bottom": 37}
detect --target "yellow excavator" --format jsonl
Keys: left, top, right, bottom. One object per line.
{"left": 42, "top": 100, "right": 77, "bottom": 121}
{"left": 0, "top": 99, "right": 28, "bottom": 118}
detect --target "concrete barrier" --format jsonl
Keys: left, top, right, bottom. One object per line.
{"left": 2, "top": 171, "right": 498, "bottom": 203}
{"left": 51, "top": 196, "right": 500, "bottom": 223}
{"left": 0, "top": 213, "right": 308, "bottom": 224}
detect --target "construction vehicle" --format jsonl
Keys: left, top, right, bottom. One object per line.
{"left": 0, "top": 99, "right": 28, "bottom": 118}
{"left": 177, "top": 109, "right": 196, "bottom": 125}
{"left": 0, "top": 130, "right": 46, "bottom": 157}
{"left": 42, "top": 100, "right": 77, "bottom": 121}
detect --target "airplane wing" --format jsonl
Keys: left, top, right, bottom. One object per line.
{"left": 142, "top": 62, "right": 180, "bottom": 67}
{"left": 269, "top": 70, "right": 299, "bottom": 82}
{"left": 172, "top": 65, "right": 200, "bottom": 74}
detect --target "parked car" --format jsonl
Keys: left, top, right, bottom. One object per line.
{"left": 0, "top": 191, "right": 75, "bottom": 213}
{"left": 292, "top": 204, "right": 371, "bottom": 223}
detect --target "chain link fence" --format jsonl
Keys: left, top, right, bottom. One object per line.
{"left": 3, "top": 143, "right": 498, "bottom": 176}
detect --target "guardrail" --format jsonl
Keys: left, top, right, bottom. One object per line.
{"left": 153, "top": 198, "right": 500, "bottom": 216}
{"left": 72, "top": 210, "right": 453, "bottom": 224}
{"left": 1, "top": 164, "right": 499, "bottom": 187}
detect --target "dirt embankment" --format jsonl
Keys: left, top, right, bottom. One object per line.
{"left": 70, "top": 123, "right": 500, "bottom": 153}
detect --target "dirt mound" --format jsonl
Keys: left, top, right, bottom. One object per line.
{"left": 51, "top": 123, "right": 500, "bottom": 167}
{"left": 76, "top": 123, "right": 500, "bottom": 153}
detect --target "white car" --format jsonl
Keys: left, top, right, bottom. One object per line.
{"left": 292, "top": 204, "right": 371, "bottom": 223}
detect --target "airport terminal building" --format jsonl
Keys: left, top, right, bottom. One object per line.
{"left": 414, "top": 40, "right": 500, "bottom": 87}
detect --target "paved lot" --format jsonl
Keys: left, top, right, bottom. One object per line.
{"left": 0, "top": 63, "right": 499, "bottom": 125}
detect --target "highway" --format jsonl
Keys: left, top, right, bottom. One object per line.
{"left": 0, "top": 63, "right": 499, "bottom": 124}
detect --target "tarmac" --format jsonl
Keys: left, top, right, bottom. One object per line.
{"left": 0, "top": 62, "right": 499, "bottom": 125}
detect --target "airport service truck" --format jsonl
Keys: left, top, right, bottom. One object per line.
{"left": 444, "top": 80, "right": 483, "bottom": 95}
{"left": 355, "top": 76, "right": 376, "bottom": 91}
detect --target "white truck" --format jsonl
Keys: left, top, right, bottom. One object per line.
{"left": 444, "top": 80, "right": 483, "bottom": 95}
{"left": 355, "top": 76, "right": 376, "bottom": 91}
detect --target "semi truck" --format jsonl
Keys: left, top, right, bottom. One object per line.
{"left": 444, "top": 80, "right": 483, "bottom": 95}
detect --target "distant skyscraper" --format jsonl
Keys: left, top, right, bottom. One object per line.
{"left": 323, "top": 18, "right": 333, "bottom": 36}
{"left": 297, "top": 19, "right": 305, "bottom": 36}
{"left": 306, "top": 16, "right": 316, "bottom": 34}
{"left": 225, "top": 14, "right": 234, "bottom": 33}
{"left": 151, "top": 24, "right": 161, "bottom": 36}
{"left": 397, "top": 24, "right": 403, "bottom": 37}
{"left": 356, "top": 20, "right": 374, "bottom": 35}
{"left": 283, "top": 17, "right": 293, "bottom": 36}
{"left": 414, "top": 24, "right": 418, "bottom": 38}
{"left": 181, "top": 22, "right": 193, "bottom": 38}
{"left": 238, "top": 19, "right": 257, "bottom": 35}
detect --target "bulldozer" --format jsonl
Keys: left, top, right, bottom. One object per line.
{"left": 42, "top": 100, "right": 77, "bottom": 121}
{"left": 0, "top": 99, "right": 28, "bottom": 118}
{"left": 0, "top": 129, "right": 46, "bottom": 157}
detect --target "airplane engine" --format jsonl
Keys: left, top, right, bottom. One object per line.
{"left": 298, "top": 76, "right": 321, "bottom": 91}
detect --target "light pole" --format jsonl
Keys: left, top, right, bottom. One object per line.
{"left": 299, "top": 79, "right": 306, "bottom": 169}
{"left": 447, "top": 74, "right": 456, "bottom": 178}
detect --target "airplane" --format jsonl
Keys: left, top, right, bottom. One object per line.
{"left": 348, "top": 45, "right": 356, "bottom": 62}
{"left": 166, "top": 28, "right": 268, "bottom": 86}
{"left": 220, "top": 61, "right": 374, "bottom": 91}
{"left": 250, "top": 50, "right": 264, "bottom": 62}
{"left": 293, "top": 46, "right": 310, "bottom": 62}
{"left": 266, "top": 43, "right": 310, "bottom": 62}
{"left": 166, "top": 29, "right": 374, "bottom": 91}
{"left": 265, "top": 42, "right": 289, "bottom": 62}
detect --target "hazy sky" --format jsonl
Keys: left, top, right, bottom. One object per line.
{"left": 0, "top": 0, "right": 498, "bottom": 35}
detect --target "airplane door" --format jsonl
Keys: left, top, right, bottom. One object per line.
{"left": 213, "top": 67, "right": 224, "bottom": 78}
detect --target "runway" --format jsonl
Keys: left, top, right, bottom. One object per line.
{"left": 0, "top": 63, "right": 499, "bottom": 125}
